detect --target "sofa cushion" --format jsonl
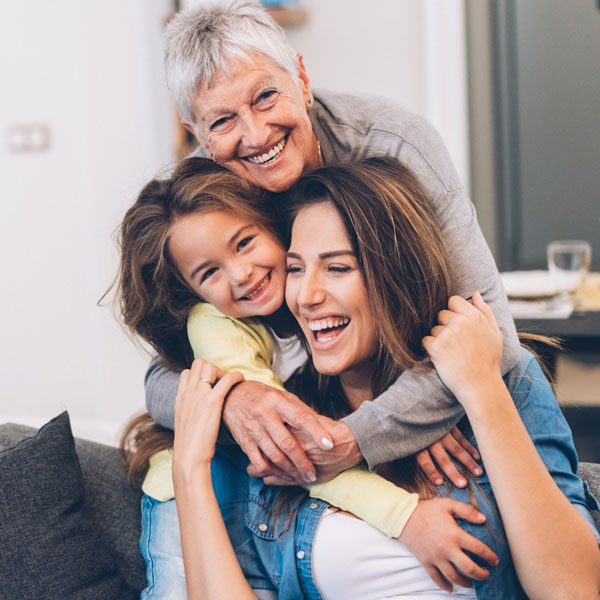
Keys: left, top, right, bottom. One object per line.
{"left": 0, "top": 412, "right": 136, "bottom": 600}
{"left": 579, "top": 462, "right": 600, "bottom": 531}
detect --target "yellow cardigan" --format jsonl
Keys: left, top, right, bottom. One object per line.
{"left": 142, "top": 303, "right": 418, "bottom": 538}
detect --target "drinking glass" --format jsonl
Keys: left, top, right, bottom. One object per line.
{"left": 547, "top": 240, "right": 591, "bottom": 296}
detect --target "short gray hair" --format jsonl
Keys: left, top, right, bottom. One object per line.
{"left": 165, "top": 0, "right": 299, "bottom": 125}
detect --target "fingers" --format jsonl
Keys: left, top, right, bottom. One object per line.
{"left": 210, "top": 371, "right": 245, "bottom": 402}
{"left": 449, "top": 426, "right": 480, "bottom": 461}
{"left": 424, "top": 565, "right": 453, "bottom": 594}
{"left": 437, "top": 561, "right": 473, "bottom": 589}
{"left": 428, "top": 442, "right": 467, "bottom": 488}
{"left": 458, "top": 531, "right": 499, "bottom": 571}
{"left": 437, "top": 429, "right": 482, "bottom": 478}
{"left": 472, "top": 291, "right": 501, "bottom": 333}
{"left": 279, "top": 398, "right": 334, "bottom": 451}
{"left": 416, "top": 449, "right": 444, "bottom": 486}
{"left": 447, "top": 498, "right": 487, "bottom": 524}
{"left": 250, "top": 428, "right": 299, "bottom": 477}
{"left": 265, "top": 423, "right": 316, "bottom": 482}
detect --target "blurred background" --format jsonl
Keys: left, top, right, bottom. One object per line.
{"left": 1, "top": 0, "right": 598, "bottom": 457}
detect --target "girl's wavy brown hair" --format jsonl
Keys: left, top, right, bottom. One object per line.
{"left": 116, "top": 156, "right": 279, "bottom": 372}
{"left": 116, "top": 157, "right": 279, "bottom": 482}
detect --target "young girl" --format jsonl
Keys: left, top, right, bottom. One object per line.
{"left": 118, "top": 157, "right": 494, "bottom": 598}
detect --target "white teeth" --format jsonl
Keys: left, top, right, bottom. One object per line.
{"left": 247, "top": 139, "right": 286, "bottom": 165}
{"left": 242, "top": 276, "right": 269, "bottom": 300}
{"left": 308, "top": 317, "right": 350, "bottom": 331}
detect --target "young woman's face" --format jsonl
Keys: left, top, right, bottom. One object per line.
{"left": 285, "top": 202, "right": 378, "bottom": 378}
{"left": 168, "top": 210, "right": 286, "bottom": 318}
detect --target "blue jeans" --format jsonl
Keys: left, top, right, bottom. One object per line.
{"left": 140, "top": 349, "right": 599, "bottom": 599}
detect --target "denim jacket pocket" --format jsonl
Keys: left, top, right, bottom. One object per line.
{"left": 245, "top": 495, "right": 292, "bottom": 540}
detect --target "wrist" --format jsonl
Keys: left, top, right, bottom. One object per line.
{"left": 459, "top": 378, "right": 513, "bottom": 422}
{"left": 335, "top": 422, "right": 362, "bottom": 468}
{"left": 172, "top": 457, "right": 212, "bottom": 490}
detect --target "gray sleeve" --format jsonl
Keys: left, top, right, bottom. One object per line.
{"left": 341, "top": 187, "right": 520, "bottom": 469}
{"left": 340, "top": 115, "right": 520, "bottom": 469}
{"left": 144, "top": 358, "right": 178, "bottom": 429}
{"left": 145, "top": 357, "right": 237, "bottom": 444}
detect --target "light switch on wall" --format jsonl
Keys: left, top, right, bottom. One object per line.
{"left": 6, "top": 124, "right": 51, "bottom": 153}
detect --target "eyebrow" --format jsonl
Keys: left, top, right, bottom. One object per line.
{"left": 189, "top": 224, "right": 255, "bottom": 281}
{"left": 287, "top": 250, "right": 355, "bottom": 260}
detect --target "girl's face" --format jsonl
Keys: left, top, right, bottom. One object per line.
{"left": 168, "top": 210, "right": 286, "bottom": 318}
{"left": 285, "top": 202, "right": 378, "bottom": 379}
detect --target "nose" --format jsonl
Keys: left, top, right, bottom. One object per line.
{"left": 297, "top": 268, "right": 326, "bottom": 308}
{"left": 238, "top": 108, "right": 269, "bottom": 150}
{"left": 228, "top": 258, "right": 253, "bottom": 285}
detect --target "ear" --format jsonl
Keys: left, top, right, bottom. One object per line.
{"left": 182, "top": 120, "right": 196, "bottom": 136}
{"left": 182, "top": 120, "right": 210, "bottom": 153}
{"left": 296, "top": 53, "right": 312, "bottom": 99}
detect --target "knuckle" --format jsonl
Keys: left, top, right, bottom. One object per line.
{"left": 278, "top": 435, "right": 300, "bottom": 455}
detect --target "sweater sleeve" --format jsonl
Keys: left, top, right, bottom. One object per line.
{"left": 145, "top": 358, "right": 179, "bottom": 430}
{"left": 307, "top": 467, "right": 418, "bottom": 538}
{"left": 187, "top": 303, "right": 284, "bottom": 388}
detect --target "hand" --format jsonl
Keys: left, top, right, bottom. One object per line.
{"left": 262, "top": 415, "right": 363, "bottom": 486}
{"left": 399, "top": 498, "right": 499, "bottom": 592}
{"left": 222, "top": 380, "right": 334, "bottom": 484}
{"left": 422, "top": 293, "right": 504, "bottom": 409}
{"left": 173, "top": 359, "right": 244, "bottom": 476}
{"left": 416, "top": 426, "right": 483, "bottom": 487}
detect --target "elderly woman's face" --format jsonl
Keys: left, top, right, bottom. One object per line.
{"left": 188, "top": 54, "right": 319, "bottom": 192}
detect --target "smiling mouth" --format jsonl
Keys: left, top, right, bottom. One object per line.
{"left": 239, "top": 273, "right": 271, "bottom": 301}
{"left": 308, "top": 317, "right": 350, "bottom": 343}
{"left": 245, "top": 136, "right": 287, "bottom": 166}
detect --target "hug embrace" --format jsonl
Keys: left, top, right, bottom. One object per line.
{"left": 115, "top": 2, "right": 600, "bottom": 599}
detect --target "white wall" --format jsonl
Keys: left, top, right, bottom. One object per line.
{"left": 286, "top": 0, "right": 469, "bottom": 191}
{"left": 0, "top": 0, "right": 175, "bottom": 445}
{"left": 0, "top": 0, "right": 469, "bottom": 446}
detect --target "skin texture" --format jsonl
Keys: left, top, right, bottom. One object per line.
{"left": 186, "top": 53, "right": 320, "bottom": 192}
{"left": 168, "top": 211, "right": 286, "bottom": 319}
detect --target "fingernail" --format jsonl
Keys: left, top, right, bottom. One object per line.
{"left": 458, "top": 478, "right": 467, "bottom": 487}
{"left": 474, "top": 467, "right": 483, "bottom": 476}
{"left": 478, "top": 513, "right": 486, "bottom": 522}
{"left": 434, "top": 478, "right": 443, "bottom": 486}
{"left": 321, "top": 437, "right": 334, "bottom": 450}
{"left": 304, "top": 471, "right": 316, "bottom": 483}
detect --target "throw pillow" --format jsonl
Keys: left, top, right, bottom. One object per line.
{"left": 0, "top": 411, "right": 132, "bottom": 599}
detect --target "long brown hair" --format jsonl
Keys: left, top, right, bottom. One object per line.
{"left": 282, "top": 157, "right": 452, "bottom": 403}
{"left": 280, "top": 157, "right": 453, "bottom": 496}
{"left": 116, "top": 157, "right": 279, "bottom": 371}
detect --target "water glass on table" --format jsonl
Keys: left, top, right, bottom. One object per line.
{"left": 547, "top": 240, "right": 592, "bottom": 300}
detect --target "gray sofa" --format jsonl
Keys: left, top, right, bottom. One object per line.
{"left": 0, "top": 413, "right": 598, "bottom": 599}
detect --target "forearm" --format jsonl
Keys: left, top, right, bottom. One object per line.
{"left": 465, "top": 383, "right": 600, "bottom": 599}
{"left": 174, "top": 466, "right": 257, "bottom": 600}
{"left": 306, "top": 466, "right": 418, "bottom": 538}
{"left": 145, "top": 358, "right": 179, "bottom": 429}
{"left": 342, "top": 368, "right": 463, "bottom": 468}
